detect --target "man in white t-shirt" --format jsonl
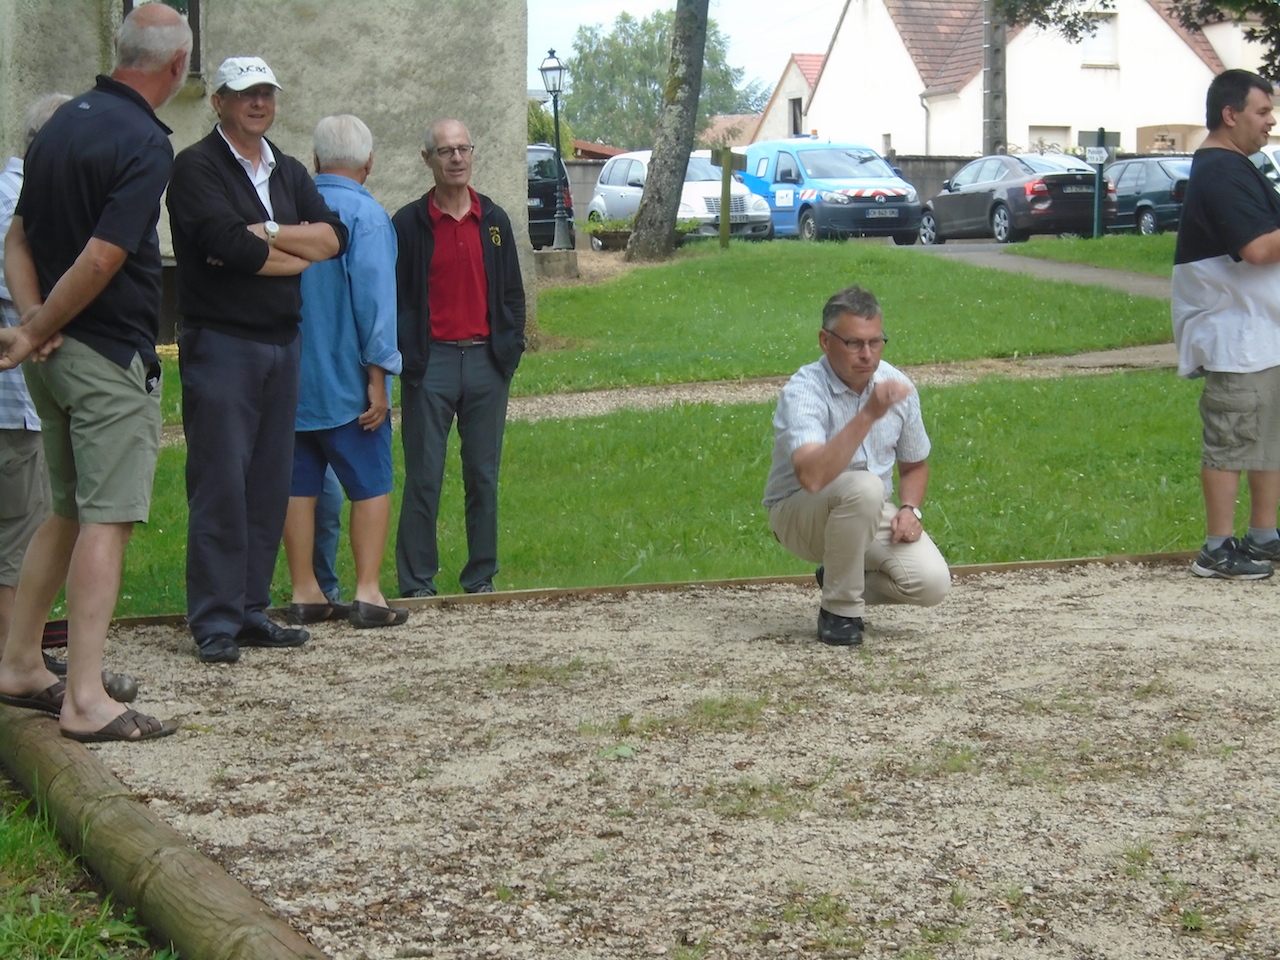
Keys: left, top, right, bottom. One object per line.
{"left": 1173, "top": 69, "right": 1280, "bottom": 580}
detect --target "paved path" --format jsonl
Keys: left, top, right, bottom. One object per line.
{"left": 908, "top": 242, "right": 1173, "bottom": 300}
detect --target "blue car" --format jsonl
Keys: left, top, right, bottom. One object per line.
{"left": 741, "top": 138, "right": 921, "bottom": 244}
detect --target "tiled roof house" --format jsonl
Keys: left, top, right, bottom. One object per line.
{"left": 750, "top": 53, "right": 827, "bottom": 143}
{"left": 803, "top": 0, "right": 1261, "bottom": 156}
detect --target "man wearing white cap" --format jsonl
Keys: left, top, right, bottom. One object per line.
{"left": 167, "top": 56, "right": 347, "bottom": 664}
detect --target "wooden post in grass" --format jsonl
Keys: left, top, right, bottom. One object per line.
{"left": 0, "top": 708, "right": 330, "bottom": 960}
{"left": 714, "top": 147, "right": 746, "bottom": 250}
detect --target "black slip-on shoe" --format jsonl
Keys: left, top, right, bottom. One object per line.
{"left": 818, "top": 608, "right": 864, "bottom": 646}
{"left": 197, "top": 634, "right": 241, "bottom": 664}
{"left": 237, "top": 620, "right": 310, "bottom": 648}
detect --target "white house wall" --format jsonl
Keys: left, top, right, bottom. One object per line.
{"left": 1002, "top": 0, "right": 1216, "bottom": 155}
{"left": 754, "top": 61, "right": 811, "bottom": 142}
{"left": 805, "top": 0, "right": 929, "bottom": 154}
{"left": 804, "top": 0, "right": 1253, "bottom": 158}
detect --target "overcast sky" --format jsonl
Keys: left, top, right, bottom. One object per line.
{"left": 526, "top": 0, "right": 843, "bottom": 95}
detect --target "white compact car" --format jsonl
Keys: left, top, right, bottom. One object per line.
{"left": 585, "top": 148, "right": 773, "bottom": 249}
{"left": 1253, "top": 143, "right": 1280, "bottom": 193}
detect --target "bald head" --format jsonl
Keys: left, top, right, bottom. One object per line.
{"left": 423, "top": 118, "right": 470, "bottom": 154}
{"left": 113, "top": 3, "right": 191, "bottom": 73}
{"left": 110, "top": 3, "right": 192, "bottom": 109}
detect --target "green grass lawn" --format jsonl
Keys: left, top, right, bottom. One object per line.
{"left": 152, "top": 241, "right": 1172, "bottom": 423}
{"left": 115, "top": 368, "right": 1207, "bottom": 618}
{"left": 0, "top": 783, "right": 171, "bottom": 960}
{"left": 517, "top": 241, "right": 1171, "bottom": 395}
{"left": 1007, "top": 233, "right": 1177, "bottom": 278}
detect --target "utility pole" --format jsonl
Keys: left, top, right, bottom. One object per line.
{"left": 983, "top": 0, "right": 1007, "bottom": 155}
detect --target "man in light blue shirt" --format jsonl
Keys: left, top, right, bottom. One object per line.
{"left": 283, "top": 114, "right": 406, "bottom": 630}
{"left": 764, "top": 285, "right": 950, "bottom": 646}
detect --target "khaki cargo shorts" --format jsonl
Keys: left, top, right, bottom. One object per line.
{"left": 23, "top": 336, "right": 161, "bottom": 524}
{"left": 0, "top": 429, "right": 50, "bottom": 585}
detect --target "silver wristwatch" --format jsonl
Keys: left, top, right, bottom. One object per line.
{"left": 264, "top": 220, "right": 280, "bottom": 245}
{"left": 900, "top": 504, "right": 922, "bottom": 520}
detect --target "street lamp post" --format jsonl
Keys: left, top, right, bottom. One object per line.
{"left": 539, "top": 48, "right": 572, "bottom": 251}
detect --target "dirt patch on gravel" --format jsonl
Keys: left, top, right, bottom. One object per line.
{"left": 91, "top": 561, "right": 1279, "bottom": 960}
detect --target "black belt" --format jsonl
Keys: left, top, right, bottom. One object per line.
{"left": 431, "top": 337, "right": 489, "bottom": 347}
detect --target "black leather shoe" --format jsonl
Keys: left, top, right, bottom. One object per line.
{"left": 818, "top": 608, "right": 864, "bottom": 646}
{"left": 237, "top": 620, "right": 309, "bottom": 648}
{"left": 197, "top": 634, "right": 241, "bottom": 663}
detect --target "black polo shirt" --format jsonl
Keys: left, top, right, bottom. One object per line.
{"left": 16, "top": 74, "right": 173, "bottom": 367}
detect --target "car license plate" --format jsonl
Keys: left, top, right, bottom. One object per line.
{"left": 527, "top": 197, "right": 541, "bottom": 207}
{"left": 1062, "top": 185, "right": 1092, "bottom": 194}
{"left": 866, "top": 208, "right": 899, "bottom": 218}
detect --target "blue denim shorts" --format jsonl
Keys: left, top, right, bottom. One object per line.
{"left": 291, "top": 416, "right": 393, "bottom": 501}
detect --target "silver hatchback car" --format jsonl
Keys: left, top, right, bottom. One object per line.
{"left": 585, "top": 149, "right": 772, "bottom": 249}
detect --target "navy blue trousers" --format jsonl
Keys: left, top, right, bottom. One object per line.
{"left": 180, "top": 327, "right": 300, "bottom": 641}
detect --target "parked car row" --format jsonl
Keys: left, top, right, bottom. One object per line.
{"left": 920, "top": 153, "right": 1116, "bottom": 245}
{"left": 1252, "top": 144, "right": 1280, "bottom": 192}
{"left": 584, "top": 149, "right": 773, "bottom": 250}
{"left": 526, "top": 143, "right": 575, "bottom": 250}
{"left": 740, "top": 138, "right": 921, "bottom": 245}
{"left": 529, "top": 137, "right": 1234, "bottom": 250}
{"left": 1104, "top": 155, "right": 1190, "bottom": 235}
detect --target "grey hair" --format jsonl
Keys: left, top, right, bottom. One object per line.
{"left": 314, "top": 114, "right": 373, "bottom": 170}
{"left": 22, "top": 93, "right": 72, "bottom": 151}
{"left": 422, "top": 118, "right": 469, "bottom": 153}
{"left": 113, "top": 4, "right": 193, "bottom": 72}
{"left": 821, "top": 285, "right": 882, "bottom": 331}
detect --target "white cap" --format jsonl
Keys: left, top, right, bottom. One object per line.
{"left": 213, "top": 56, "right": 282, "bottom": 93}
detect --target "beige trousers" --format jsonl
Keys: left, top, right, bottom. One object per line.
{"left": 769, "top": 471, "right": 951, "bottom": 618}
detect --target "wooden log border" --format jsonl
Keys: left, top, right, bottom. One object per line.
{"left": 0, "top": 550, "right": 1195, "bottom": 958}
{"left": 0, "top": 709, "right": 329, "bottom": 960}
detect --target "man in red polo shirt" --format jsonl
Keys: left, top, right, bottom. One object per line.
{"left": 391, "top": 118, "right": 526, "bottom": 596}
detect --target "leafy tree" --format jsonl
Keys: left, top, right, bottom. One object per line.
{"left": 994, "top": 0, "right": 1280, "bottom": 79}
{"left": 565, "top": 9, "right": 760, "bottom": 150}
{"left": 626, "top": 0, "right": 708, "bottom": 262}
{"left": 527, "top": 99, "right": 574, "bottom": 156}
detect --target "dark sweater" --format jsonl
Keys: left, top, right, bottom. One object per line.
{"left": 167, "top": 128, "right": 347, "bottom": 343}
{"left": 392, "top": 190, "right": 526, "bottom": 383}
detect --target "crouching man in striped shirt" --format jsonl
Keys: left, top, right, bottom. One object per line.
{"left": 763, "top": 285, "right": 951, "bottom": 646}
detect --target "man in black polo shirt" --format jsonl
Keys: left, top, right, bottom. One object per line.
{"left": 0, "top": 4, "right": 190, "bottom": 743}
{"left": 167, "top": 56, "right": 346, "bottom": 664}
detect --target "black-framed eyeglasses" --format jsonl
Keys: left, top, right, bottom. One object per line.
{"left": 430, "top": 145, "right": 475, "bottom": 160}
{"left": 827, "top": 333, "right": 889, "bottom": 352}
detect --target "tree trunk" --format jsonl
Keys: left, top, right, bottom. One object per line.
{"left": 625, "top": 0, "right": 708, "bottom": 262}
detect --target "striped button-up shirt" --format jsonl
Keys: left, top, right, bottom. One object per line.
{"left": 0, "top": 156, "right": 40, "bottom": 431}
{"left": 763, "top": 356, "right": 928, "bottom": 508}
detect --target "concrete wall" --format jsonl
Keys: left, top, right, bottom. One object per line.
{"left": 0, "top": 0, "right": 108, "bottom": 156}
{"left": 1, "top": 0, "right": 532, "bottom": 332}
{"left": 565, "top": 158, "right": 602, "bottom": 247}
